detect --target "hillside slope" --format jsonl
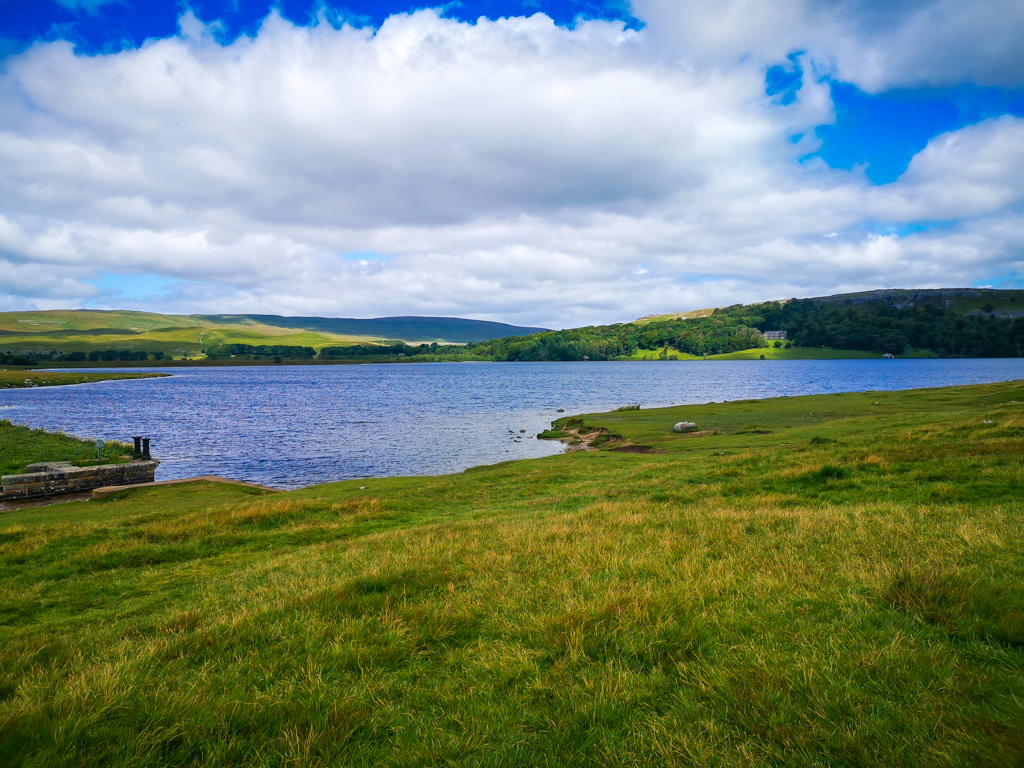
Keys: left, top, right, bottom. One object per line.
{"left": 642, "top": 288, "right": 1024, "bottom": 323}
{"left": 0, "top": 310, "right": 547, "bottom": 357}
{"left": 196, "top": 314, "right": 548, "bottom": 344}
{"left": 803, "top": 287, "right": 1024, "bottom": 315}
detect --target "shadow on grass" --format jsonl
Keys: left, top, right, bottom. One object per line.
{"left": 883, "top": 568, "right": 1024, "bottom": 648}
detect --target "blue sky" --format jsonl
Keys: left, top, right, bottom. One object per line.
{"left": 1, "top": 0, "right": 1023, "bottom": 326}
{"left": 0, "top": 0, "right": 639, "bottom": 54}
{"left": 816, "top": 82, "right": 1024, "bottom": 184}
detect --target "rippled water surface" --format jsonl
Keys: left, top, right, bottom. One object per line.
{"left": 1, "top": 359, "right": 1022, "bottom": 488}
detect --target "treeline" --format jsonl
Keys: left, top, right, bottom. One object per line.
{"left": 1, "top": 349, "right": 166, "bottom": 365}
{"left": 205, "top": 344, "right": 316, "bottom": 359}
{"left": 0, "top": 352, "right": 40, "bottom": 366}
{"left": 722, "top": 299, "right": 1024, "bottom": 356}
{"left": 466, "top": 316, "right": 767, "bottom": 361}
{"left": 194, "top": 342, "right": 472, "bottom": 362}
{"left": 320, "top": 316, "right": 768, "bottom": 362}
{"left": 319, "top": 343, "right": 466, "bottom": 359}
{"left": 318, "top": 316, "right": 767, "bottom": 363}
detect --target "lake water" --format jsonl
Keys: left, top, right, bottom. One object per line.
{"left": 1, "top": 359, "right": 1022, "bottom": 489}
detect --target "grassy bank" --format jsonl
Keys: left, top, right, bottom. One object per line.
{"left": 1, "top": 382, "right": 1022, "bottom": 765}
{"left": 0, "top": 370, "right": 168, "bottom": 389}
{"left": 0, "top": 420, "right": 135, "bottom": 475}
{"left": 620, "top": 345, "right": 881, "bottom": 360}
{"left": 32, "top": 351, "right": 911, "bottom": 366}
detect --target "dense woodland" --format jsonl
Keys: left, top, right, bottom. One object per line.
{"left": 463, "top": 316, "right": 766, "bottom": 360}
{"left": 0, "top": 349, "right": 166, "bottom": 365}
{"left": 727, "top": 299, "right": 1024, "bottom": 357}
{"left": 455, "top": 297, "right": 1024, "bottom": 361}
{"left": 316, "top": 315, "right": 767, "bottom": 362}
{"left": 205, "top": 344, "right": 316, "bottom": 359}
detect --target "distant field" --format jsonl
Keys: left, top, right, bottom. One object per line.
{"left": 0, "top": 310, "right": 544, "bottom": 357}
{"left": 634, "top": 307, "right": 717, "bottom": 324}
{"left": 620, "top": 345, "right": 882, "bottom": 361}
{"left": 0, "top": 312, "right": 389, "bottom": 356}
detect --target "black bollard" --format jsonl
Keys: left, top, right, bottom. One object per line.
{"left": 142, "top": 437, "right": 151, "bottom": 460}
{"left": 133, "top": 436, "right": 142, "bottom": 460}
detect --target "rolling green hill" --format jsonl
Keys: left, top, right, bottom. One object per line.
{"left": 0, "top": 310, "right": 547, "bottom": 359}
{"left": 640, "top": 288, "right": 1024, "bottom": 325}
{"left": 800, "top": 287, "right": 1024, "bottom": 314}
{"left": 197, "top": 314, "right": 547, "bottom": 343}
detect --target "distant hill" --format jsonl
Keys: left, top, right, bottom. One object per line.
{"left": 639, "top": 288, "right": 1024, "bottom": 323}
{"left": 690, "top": 287, "right": 1024, "bottom": 357}
{"left": 462, "top": 287, "right": 1024, "bottom": 362}
{"left": 780, "top": 287, "right": 1024, "bottom": 316}
{"left": 0, "top": 309, "right": 547, "bottom": 358}
{"left": 194, "top": 314, "right": 548, "bottom": 344}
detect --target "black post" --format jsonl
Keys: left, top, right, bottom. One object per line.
{"left": 141, "top": 438, "right": 151, "bottom": 460}
{"left": 133, "top": 436, "right": 142, "bottom": 460}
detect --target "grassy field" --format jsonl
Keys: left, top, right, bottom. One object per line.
{"left": 0, "top": 310, "right": 540, "bottom": 356}
{"left": 634, "top": 308, "right": 717, "bottom": 324}
{"left": 0, "top": 311, "right": 371, "bottom": 357}
{"left": 0, "top": 420, "right": 135, "bottom": 475}
{"left": 620, "top": 345, "right": 882, "bottom": 360}
{"left": 0, "top": 370, "right": 168, "bottom": 389}
{"left": 0, "top": 382, "right": 1022, "bottom": 765}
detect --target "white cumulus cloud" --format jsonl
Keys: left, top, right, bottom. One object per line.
{"left": 0, "top": 3, "right": 1022, "bottom": 326}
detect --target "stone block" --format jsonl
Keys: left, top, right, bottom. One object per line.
{"left": 1, "top": 459, "right": 160, "bottom": 501}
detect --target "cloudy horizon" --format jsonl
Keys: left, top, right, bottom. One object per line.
{"left": 1, "top": 0, "right": 1023, "bottom": 329}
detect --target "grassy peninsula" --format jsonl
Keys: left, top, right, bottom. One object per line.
{"left": 1, "top": 381, "right": 1022, "bottom": 765}
{"left": 0, "top": 421, "right": 135, "bottom": 476}
{"left": 0, "top": 370, "right": 167, "bottom": 389}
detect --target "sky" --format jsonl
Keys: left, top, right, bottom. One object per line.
{"left": 1, "top": 0, "right": 1023, "bottom": 329}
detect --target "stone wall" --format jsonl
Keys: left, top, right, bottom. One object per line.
{"left": 1, "top": 460, "right": 159, "bottom": 501}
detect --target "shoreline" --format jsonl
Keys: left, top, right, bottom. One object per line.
{"left": 2, "top": 352, "right": 978, "bottom": 370}
{"left": 0, "top": 370, "right": 169, "bottom": 389}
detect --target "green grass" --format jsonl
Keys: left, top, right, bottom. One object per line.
{"left": 0, "top": 420, "right": 135, "bottom": 475}
{"left": 619, "top": 345, "right": 881, "bottom": 360}
{"left": 0, "top": 320, "right": 368, "bottom": 357}
{"left": 0, "top": 310, "right": 542, "bottom": 356}
{"left": 633, "top": 308, "right": 717, "bottom": 324}
{"left": 1, "top": 382, "right": 1023, "bottom": 765}
{"left": 0, "top": 370, "right": 168, "bottom": 389}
